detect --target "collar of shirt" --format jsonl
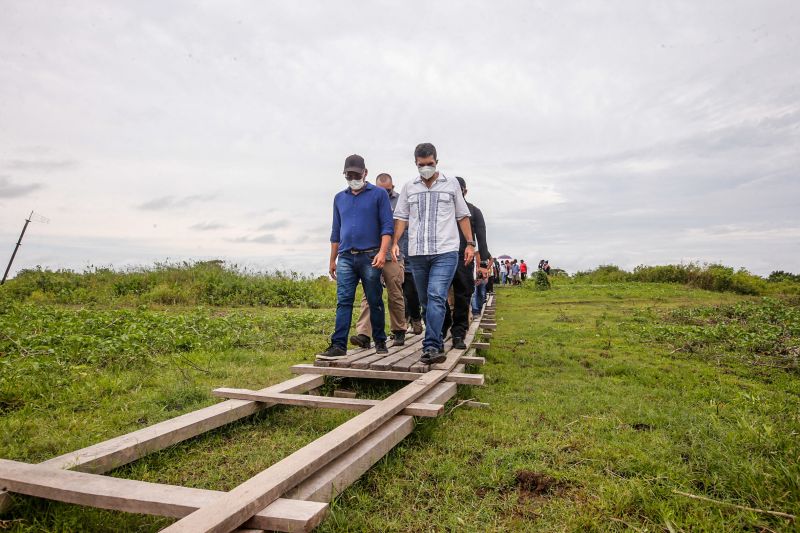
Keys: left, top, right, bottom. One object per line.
{"left": 413, "top": 173, "right": 447, "bottom": 185}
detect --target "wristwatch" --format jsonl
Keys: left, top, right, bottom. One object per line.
{"left": 466, "top": 240, "right": 475, "bottom": 247}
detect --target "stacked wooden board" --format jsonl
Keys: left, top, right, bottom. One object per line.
{"left": 0, "top": 295, "right": 496, "bottom": 532}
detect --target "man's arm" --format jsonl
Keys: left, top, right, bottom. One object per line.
{"left": 373, "top": 191, "right": 394, "bottom": 269}
{"left": 457, "top": 216, "right": 474, "bottom": 266}
{"left": 329, "top": 198, "right": 341, "bottom": 279}
{"left": 391, "top": 219, "right": 407, "bottom": 262}
{"left": 329, "top": 242, "right": 339, "bottom": 279}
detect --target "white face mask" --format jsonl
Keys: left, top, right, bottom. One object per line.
{"left": 347, "top": 178, "right": 365, "bottom": 190}
{"left": 419, "top": 165, "right": 436, "bottom": 180}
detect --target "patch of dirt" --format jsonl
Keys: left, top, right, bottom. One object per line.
{"left": 631, "top": 423, "right": 653, "bottom": 431}
{"left": 514, "top": 470, "right": 565, "bottom": 499}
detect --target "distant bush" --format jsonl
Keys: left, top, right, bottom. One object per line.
{"left": 768, "top": 270, "right": 800, "bottom": 283}
{"left": 573, "top": 262, "right": 790, "bottom": 296}
{"left": 574, "top": 265, "right": 630, "bottom": 283}
{"left": 1, "top": 261, "right": 337, "bottom": 308}
{"left": 534, "top": 269, "right": 551, "bottom": 290}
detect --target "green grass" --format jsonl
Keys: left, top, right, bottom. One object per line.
{"left": 1, "top": 278, "right": 799, "bottom": 532}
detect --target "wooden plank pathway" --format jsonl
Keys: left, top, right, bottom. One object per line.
{"left": 0, "top": 295, "right": 497, "bottom": 532}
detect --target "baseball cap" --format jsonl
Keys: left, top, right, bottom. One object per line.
{"left": 344, "top": 154, "right": 366, "bottom": 173}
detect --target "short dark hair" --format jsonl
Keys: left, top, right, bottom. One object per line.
{"left": 414, "top": 142, "right": 437, "bottom": 161}
{"left": 376, "top": 173, "right": 392, "bottom": 184}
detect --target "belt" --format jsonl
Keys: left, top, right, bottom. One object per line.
{"left": 348, "top": 248, "right": 380, "bottom": 255}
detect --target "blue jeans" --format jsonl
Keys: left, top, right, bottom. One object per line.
{"left": 331, "top": 253, "right": 386, "bottom": 349}
{"left": 472, "top": 281, "right": 487, "bottom": 315}
{"left": 408, "top": 252, "right": 459, "bottom": 351}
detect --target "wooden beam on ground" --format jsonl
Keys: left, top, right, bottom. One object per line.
{"left": 0, "top": 374, "right": 323, "bottom": 514}
{"left": 0, "top": 459, "right": 327, "bottom": 533}
{"left": 290, "top": 365, "right": 483, "bottom": 386}
{"left": 285, "top": 381, "right": 458, "bottom": 503}
{"left": 211, "top": 389, "right": 443, "bottom": 418}
{"left": 459, "top": 355, "right": 485, "bottom": 365}
{"left": 161, "top": 342, "right": 467, "bottom": 533}
{"left": 480, "top": 323, "right": 497, "bottom": 331}
{"left": 472, "top": 342, "right": 490, "bottom": 350}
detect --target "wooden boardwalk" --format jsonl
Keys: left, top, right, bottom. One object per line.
{"left": 0, "top": 295, "right": 496, "bottom": 532}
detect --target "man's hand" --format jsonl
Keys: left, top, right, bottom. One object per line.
{"left": 464, "top": 245, "right": 475, "bottom": 265}
{"left": 329, "top": 259, "right": 337, "bottom": 280}
{"left": 372, "top": 253, "right": 386, "bottom": 269}
{"left": 391, "top": 243, "right": 400, "bottom": 263}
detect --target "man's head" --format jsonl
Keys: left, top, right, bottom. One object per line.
{"left": 376, "top": 173, "right": 393, "bottom": 194}
{"left": 414, "top": 143, "right": 438, "bottom": 180}
{"left": 343, "top": 154, "right": 368, "bottom": 191}
{"left": 455, "top": 176, "right": 467, "bottom": 197}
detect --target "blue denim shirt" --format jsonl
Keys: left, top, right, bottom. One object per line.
{"left": 331, "top": 182, "right": 394, "bottom": 254}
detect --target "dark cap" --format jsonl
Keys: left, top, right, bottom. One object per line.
{"left": 456, "top": 176, "right": 467, "bottom": 190}
{"left": 344, "top": 154, "right": 366, "bottom": 173}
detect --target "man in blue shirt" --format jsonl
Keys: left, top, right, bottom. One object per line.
{"left": 317, "top": 154, "right": 395, "bottom": 360}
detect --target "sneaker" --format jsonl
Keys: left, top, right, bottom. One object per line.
{"left": 420, "top": 347, "right": 446, "bottom": 365}
{"left": 316, "top": 344, "right": 347, "bottom": 360}
{"left": 375, "top": 341, "right": 389, "bottom": 354}
{"left": 411, "top": 319, "right": 423, "bottom": 335}
{"left": 391, "top": 331, "right": 406, "bottom": 347}
{"left": 349, "top": 334, "right": 371, "bottom": 349}
{"left": 452, "top": 337, "right": 467, "bottom": 350}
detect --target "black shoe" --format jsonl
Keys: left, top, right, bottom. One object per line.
{"left": 375, "top": 341, "right": 389, "bottom": 354}
{"left": 316, "top": 344, "right": 347, "bottom": 360}
{"left": 349, "top": 334, "right": 371, "bottom": 348}
{"left": 452, "top": 337, "right": 467, "bottom": 350}
{"left": 391, "top": 331, "right": 406, "bottom": 347}
{"left": 439, "top": 346, "right": 446, "bottom": 354}
{"left": 421, "top": 347, "right": 446, "bottom": 365}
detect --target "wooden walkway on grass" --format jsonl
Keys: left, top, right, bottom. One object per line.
{"left": 0, "top": 296, "right": 496, "bottom": 532}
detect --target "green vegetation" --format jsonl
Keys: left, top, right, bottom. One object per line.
{"left": 1, "top": 265, "right": 799, "bottom": 531}
{"left": 2, "top": 261, "right": 336, "bottom": 308}
{"left": 574, "top": 263, "right": 800, "bottom": 296}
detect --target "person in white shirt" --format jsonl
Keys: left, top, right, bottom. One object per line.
{"left": 392, "top": 142, "right": 474, "bottom": 364}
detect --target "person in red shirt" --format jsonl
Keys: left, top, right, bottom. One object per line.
{"left": 520, "top": 259, "right": 528, "bottom": 281}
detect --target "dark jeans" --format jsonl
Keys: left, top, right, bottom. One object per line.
{"left": 331, "top": 253, "right": 386, "bottom": 349}
{"left": 403, "top": 270, "right": 422, "bottom": 321}
{"left": 472, "top": 281, "right": 487, "bottom": 315}
{"left": 408, "top": 252, "right": 458, "bottom": 351}
{"left": 442, "top": 259, "right": 475, "bottom": 340}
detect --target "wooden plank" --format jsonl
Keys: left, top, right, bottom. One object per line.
{"left": 0, "top": 374, "right": 323, "bottom": 513}
{"left": 0, "top": 459, "right": 327, "bottom": 533}
{"left": 368, "top": 335, "right": 427, "bottom": 371}
{"left": 472, "top": 342, "right": 490, "bottom": 350}
{"left": 41, "top": 374, "right": 324, "bottom": 474}
{"left": 161, "top": 347, "right": 465, "bottom": 532}
{"left": 324, "top": 333, "right": 423, "bottom": 368}
{"left": 290, "top": 364, "right": 481, "bottom": 385}
{"left": 211, "top": 389, "right": 443, "bottom": 418}
{"left": 459, "top": 355, "right": 485, "bottom": 365}
{"left": 480, "top": 323, "right": 497, "bottom": 331}
{"left": 286, "top": 381, "right": 458, "bottom": 502}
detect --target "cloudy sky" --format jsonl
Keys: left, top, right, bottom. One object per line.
{"left": 1, "top": 1, "right": 798, "bottom": 277}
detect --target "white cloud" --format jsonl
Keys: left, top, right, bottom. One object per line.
{"left": 1, "top": 1, "right": 798, "bottom": 277}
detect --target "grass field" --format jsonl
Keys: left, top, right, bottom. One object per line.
{"left": 1, "top": 274, "right": 799, "bottom": 532}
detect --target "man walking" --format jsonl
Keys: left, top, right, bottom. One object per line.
{"left": 318, "top": 154, "right": 394, "bottom": 360}
{"left": 351, "top": 173, "right": 408, "bottom": 348}
{"left": 392, "top": 143, "right": 474, "bottom": 364}
{"left": 442, "top": 176, "right": 491, "bottom": 349}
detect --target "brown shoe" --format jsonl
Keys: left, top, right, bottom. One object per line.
{"left": 411, "top": 319, "right": 423, "bottom": 335}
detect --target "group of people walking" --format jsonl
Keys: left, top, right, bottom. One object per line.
{"left": 318, "top": 142, "right": 492, "bottom": 366}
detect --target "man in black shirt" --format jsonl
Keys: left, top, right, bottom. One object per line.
{"left": 442, "top": 176, "right": 491, "bottom": 349}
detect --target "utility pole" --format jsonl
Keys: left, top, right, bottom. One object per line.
{"left": 2, "top": 211, "right": 34, "bottom": 285}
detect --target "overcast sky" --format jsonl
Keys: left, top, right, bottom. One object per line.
{"left": 1, "top": 1, "right": 798, "bottom": 278}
